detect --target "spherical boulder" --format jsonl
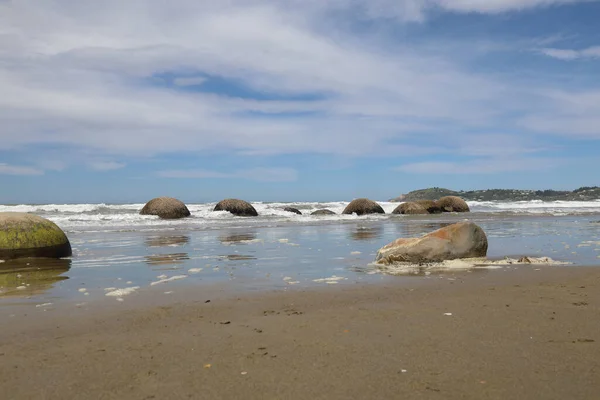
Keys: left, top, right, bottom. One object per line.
{"left": 140, "top": 197, "right": 191, "bottom": 219}
{"left": 311, "top": 209, "right": 336, "bottom": 216}
{"left": 283, "top": 207, "right": 302, "bottom": 215}
{"left": 415, "top": 200, "right": 443, "bottom": 214}
{"left": 214, "top": 199, "right": 258, "bottom": 217}
{"left": 376, "top": 222, "right": 488, "bottom": 264}
{"left": 342, "top": 198, "right": 385, "bottom": 216}
{"left": 436, "top": 196, "right": 470, "bottom": 213}
{"left": 0, "top": 213, "right": 72, "bottom": 260}
{"left": 392, "top": 202, "right": 429, "bottom": 215}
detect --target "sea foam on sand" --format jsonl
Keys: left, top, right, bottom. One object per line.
{"left": 105, "top": 287, "right": 140, "bottom": 297}
{"left": 373, "top": 257, "right": 570, "bottom": 276}
{"left": 150, "top": 275, "right": 188, "bottom": 286}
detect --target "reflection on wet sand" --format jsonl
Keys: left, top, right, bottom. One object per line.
{"left": 219, "top": 232, "right": 258, "bottom": 245}
{"left": 350, "top": 225, "right": 383, "bottom": 241}
{"left": 145, "top": 235, "right": 190, "bottom": 248}
{"left": 218, "top": 254, "right": 257, "bottom": 261}
{"left": 0, "top": 258, "right": 71, "bottom": 297}
{"left": 145, "top": 253, "right": 190, "bottom": 267}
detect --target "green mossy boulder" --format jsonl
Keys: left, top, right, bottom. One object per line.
{"left": 0, "top": 213, "right": 72, "bottom": 260}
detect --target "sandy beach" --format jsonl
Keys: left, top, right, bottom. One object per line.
{"left": 2, "top": 265, "right": 599, "bottom": 399}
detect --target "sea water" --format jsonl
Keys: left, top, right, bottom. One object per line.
{"left": 1, "top": 200, "right": 600, "bottom": 304}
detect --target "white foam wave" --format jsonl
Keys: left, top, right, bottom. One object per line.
{"left": 469, "top": 200, "right": 600, "bottom": 214}
{"left": 1, "top": 200, "right": 599, "bottom": 233}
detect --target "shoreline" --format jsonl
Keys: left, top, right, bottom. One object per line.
{"left": 2, "top": 265, "right": 599, "bottom": 399}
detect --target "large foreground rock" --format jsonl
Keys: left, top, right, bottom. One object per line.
{"left": 392, "top": 202, "right": 428, "bottom": 215}
{"left": 376, "top": 222, "right": 487, "bottom": 264}
{"left": 342, "top": 198, "right": 385, "bottom": 216}
{"left": 214, "top": 199, "right": 258, "bottom": 217}
{"left": 0, "top": 213, "right": 72, "bottom": 259}
{"left": 436, "top": 196, "right": 470, "bottom": 213}
{"left": 140, "top": 197, "right": 191, "bottom": 219}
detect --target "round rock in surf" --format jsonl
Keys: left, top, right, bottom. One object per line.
{"left": 214, "top": 199, "right": 258, "bottom": 217}
{"left": 392, "top": 202, "right": 429, "bottom": 215}
{"left": 376, "top": 222, "right": 488, "bottom": 264}
{"left": 140, "top": 197, "right": 191, "bottom": 219}
{"left": 0, "top": 212, "right": 72, "bottom": 260}
{"left": 342, "top": 198, "right": 385, "bottom": 216}
{"left": 311, "top": 209, "right": 336, "bottom": 216}
{"left": 414, "top": 200, "right": 443, "bottom": 214}
{"left": 283, "top": 207, "right": 302, "bottom": 215}
{"left": 436, "top": 196, "right": 470, "bottom": 213}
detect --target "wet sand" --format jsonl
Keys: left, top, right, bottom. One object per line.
{"left": 1, "top": 266, "right": 599, "bottom": 399}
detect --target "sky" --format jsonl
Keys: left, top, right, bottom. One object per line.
{"left": 1, "top": 0, "right": 600, "bottom": 203}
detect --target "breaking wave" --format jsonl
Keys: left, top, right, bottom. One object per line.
{"left": 1, "top": 200, "right": 599, "bottom": 233}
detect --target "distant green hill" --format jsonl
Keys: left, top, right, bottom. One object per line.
{"left": 390, "top": 187, "right": 600, "bottom": 202}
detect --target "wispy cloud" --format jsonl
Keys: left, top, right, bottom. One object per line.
{"left": 539, "top": 46, "right": 600, "bottom": 60}
{"left": 172, "top": 76, "right": 207, "bottom": 87}
{"left": 518, "top": 90, "right": 600, "bottom": 137}
{"left": 0, "top": 163, "right": 44, "bottom": 176}
{"left": 158, "top": 167, "right": 298, "bottom": 182}
{"left": 396, "top": 158, "right": 558, "bottom": 174}
{"left": 88, "top": 161, "right": 126, "bottom": 171}
{"left": 435, "top": 0, "right": 596, "bottom": 14}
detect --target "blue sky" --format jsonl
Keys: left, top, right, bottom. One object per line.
{"left": 1, "top": 0, "right": 599, "bottom": 203}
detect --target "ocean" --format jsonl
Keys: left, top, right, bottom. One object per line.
{"left": 1, "top": 200, "right": 600, "bottom": 304}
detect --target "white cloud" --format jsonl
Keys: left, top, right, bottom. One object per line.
{"left": 0, "top": 0, "right": 597, "bottom": 166}
{"left": 88, "top": 161, "right": 126, "bottom": 171}
{"left": 159, "top": 167, "right": 298, "bottom": 182}
{"left": 540, "top": 46, "right": 600, "bottom": 60}
{"left": 0, "top": 163, "right": 44, "bottom": 176}
{"left": 0, "top": 0, "right": 512, "bottom": 159}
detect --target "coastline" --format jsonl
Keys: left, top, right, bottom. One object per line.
{"left": 2, "top": 265, "right": 599, "bottom": 399}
